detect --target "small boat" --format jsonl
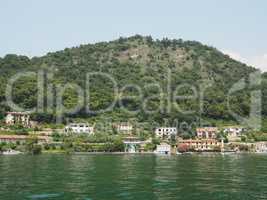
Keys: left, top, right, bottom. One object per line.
{"left": 2, "top": 150, "right": 21, "bottom": 155}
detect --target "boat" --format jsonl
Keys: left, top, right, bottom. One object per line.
{"left": 2, "top": 150, "right": 22, "bottom": 155}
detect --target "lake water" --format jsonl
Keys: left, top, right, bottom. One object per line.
{"left": 0, "top": 154, "right": 267, "bottom": 200}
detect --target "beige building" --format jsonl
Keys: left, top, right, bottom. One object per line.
{"left": 5, "top": 112, "right": 31, "bottom": 127}
{"left": 178, "top": 139, "right": 221, "bottom": 152}
{"left": 196, "top": 127, "right": 218, "bottom": 139}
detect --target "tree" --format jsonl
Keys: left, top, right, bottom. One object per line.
{"left": 177, "top": 144, "right": 190, "bottom": 153}
{"left": 25, "top": 135, "right": 42, "bottom": 155}
{"left": 52, "top": 131, "right": 61, "bottom": 142}
{"left": 112, "top": 125, "right": 118, "bottom": 135}
{"left": 0, "top": 35, "right": 260, "bottom": 130}
{"left": 152, "top": 137, "right": 160, "bottom": 145}
{"left": 216, "top": 131, "right": 228, "bottom": 143}
{"left": 170, "top": 134, "right": 177, "bottom": 146}
{"left": 32, "top": 145, "right": 42, "bottom": 154}
{"left": 181, "top": 133, "right": 191, "bottom": 140}
{"left": 144, "top": 143, "right": 156, "bottom": 151}
{"left": 112, "top": 138, "right": 124, "bottom": 152}
{"left": 241, "top": 136, "right": 247, "bottom": 142}
{"left": 44, "top": 143, "right": 50, "bottom": 151}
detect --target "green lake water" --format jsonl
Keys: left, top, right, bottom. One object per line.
{"left": 0, "top": 154, "right": 267, "bottom": 200}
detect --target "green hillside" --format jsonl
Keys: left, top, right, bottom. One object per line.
{"left": 0, "top": 35, "right": 265, "bottom": 129}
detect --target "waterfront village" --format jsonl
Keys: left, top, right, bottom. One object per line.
{"left": 0, "top": 111, "right": 267, "bottom": 155}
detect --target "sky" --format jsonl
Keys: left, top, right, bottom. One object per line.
{"left": 1, "top": 0, "right": 267, "bottom": 71}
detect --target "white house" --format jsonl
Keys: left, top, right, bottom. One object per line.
{"left": 65, "top": 123, "right": 94, "bottom": 135}
{"left": 155, "top": 127, "right": 177, "bottom": 139}
{"left": 223, "top": 127, "right": 245, "bottom": 137}
{"left": 154, "top": 144, "right": 171, "bottom": 155}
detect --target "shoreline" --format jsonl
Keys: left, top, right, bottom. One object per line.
{"left": 4, "top": 151, "right": 264, "bottom": 156}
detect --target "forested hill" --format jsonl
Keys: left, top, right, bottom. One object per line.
{"left": 0, "top": 35, "right": 265, "bottom": 126}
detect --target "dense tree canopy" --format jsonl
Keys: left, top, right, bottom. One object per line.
{"left": 0, "top": 35, "right": 265, "bottom": 130}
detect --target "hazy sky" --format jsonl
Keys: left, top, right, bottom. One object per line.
{"left": 1, "top": 0, "right": 267, "bottom": 71}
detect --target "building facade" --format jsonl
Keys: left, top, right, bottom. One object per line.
{"left": 155, "top": 127, "right": 177, "bottom": 139}
{"left": 115, "top": 123, "right": 133, "bottom": 134}
{"left": 123, "top": 137, "right": 143, "bottom": 153}
{"left": 65, "top": 123, "right": 94, "bottom": 135}
{"left": 223, "top": 127, "right": 245, "bottom": 137}
{"left": 154, "top": 144, "right": 171, "bottom": 154}
{"left": 196, "top": 127, "right": 218, "bottom": 139}
{"left": 178, "top": 139, "right": 221, "bottom": 152}
{"left": 5, "top": 112, "right": 30, "bottom": 127}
